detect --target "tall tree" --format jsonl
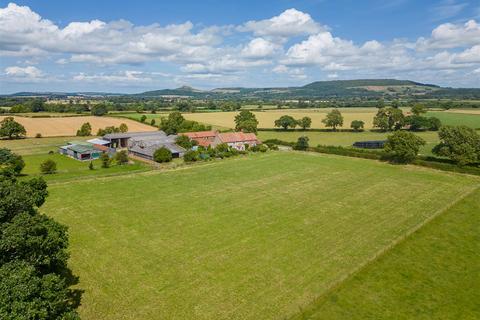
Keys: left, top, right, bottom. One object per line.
{"left": 0, "top": 171, "right": 80, "bottom": 318}
{"left": 0, "top": 117, "right": 26, "bottom": 139}
{"left": 384, "top": 131, "right": 425, "bottom": 163}
{"left": 160, "top": 112, "right": 185, "bottom": 135}
{"left": 373, "top": 107, "right": 405, "bottom": 131}
{"left": 298, "top": 116, "right": 312, "bottom": 130}
{"left": 322, "top": 109, "right": 344, "bottom": 131}
{"left": 234, "top": 110, "right": 258, "bottom": 133}
{"left": 433, "top": 126, "right": 480, "bottom": 165}
{"left": 411, "top": 103, "right": 427, "bottom": 116}
{"left": 0, "top": 149, "right": 25, "bottom": 175}
{"left": 76, "top": 122, "right": 92, "bottom": 136}
{"left": 274, "top": 115, "right": 297, "bottom": 130}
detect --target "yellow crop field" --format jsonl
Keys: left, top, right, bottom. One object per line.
{"left": 183, "top": 108, "right": 390, "bottom": 129}
{"left": 0, "top": 116, "right": 157, "bottom": 137}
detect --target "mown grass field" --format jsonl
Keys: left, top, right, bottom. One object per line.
{"left": 42, "top": 152, "right": 480, "bottom": 320}
{"left": 1, "top": 136, "right": 93, "bottom": 155}
{"left": 300, "top": 187, "right": 480, "bottom": 320}
{"left": 427, "top": 111, "right": 480, "bottom": 129}
{"left": 257, "top": 131, "right": 440, "bottom": 156}
{"left": 21, "top": 153, "right": 149, "bottom": 182}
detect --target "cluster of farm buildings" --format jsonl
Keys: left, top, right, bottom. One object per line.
{"left": 59, "top": 131, "right": 260, "bottom": 161}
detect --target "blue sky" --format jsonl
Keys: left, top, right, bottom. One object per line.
{"left": 1, "top": 0, "right": 479, "bottom": 93}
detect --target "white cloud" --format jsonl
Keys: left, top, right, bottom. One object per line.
{"left": 417, "top": 19, "right": 480, "bottom": 50}
{"left": 241, "top": 38, "right": 280, "bottom": 58}
{"left": 239, "top": 8, "right": 324, "bottom": 39}
{"left": 453, "top": 45, "right": 480, "bottom": 63}
{"left": 72, "top": 71, "right": 152, "bottom": 83}
{"left": 5, "top": 65, "right": 42, "bottom": 78}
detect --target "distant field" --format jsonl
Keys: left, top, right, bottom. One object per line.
{"left": 21, "top": 153, "right": 149, "bottom": 182}
{"left": 300, "top": 186, "right": 480, "bottom": 320}
{"left": 42, "top": 152, "right": 479, "bottom": 320}
{"left": 257, "top": 131, "right": 440, "bottom": 156}
{"left": 0, "top": 136, "right": 93, "bottom": 155}
{"left": 0, "top": 115, "right": 156, "bottom": 137}
{"left": 116, "top": 108, "right": 480, "bottom": 130}
{"left": 427, "top": 111, "right": 480, "bottom": 128}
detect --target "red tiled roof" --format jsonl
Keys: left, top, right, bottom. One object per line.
{"left": 218, "top": 132, "right": 258, "bottom": 143}
{"left": 196, "top": 140, "right": 212, "bottom": 147}
{"left": 182, "top": 131, "right": 218, "bottom": 139}
{"left": 93, "top": 144, "right": 109, "bottom": 151}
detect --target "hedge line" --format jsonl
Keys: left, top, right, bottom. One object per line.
{"left": 264, "top": 138, "right": 480, "bottom": 176}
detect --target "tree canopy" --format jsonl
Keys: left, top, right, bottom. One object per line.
{"left": 0, "top": 148, "right": 25, "bottom": 175}
{"left": 433, "top": 126, "right": 480, "bottom": 165}
{"left": 76, "top": 122, "right": 92, "bottom": 136}
{"left": 298, "top": 116, "right": 312, "bottom": 130}
{"left": 373, "top": 107, "right": 405, "bottom": 131}
{"left": 274, "top": 115, "right": 297, "bottom": 130}
{"left": 384, "top": 131, "right": 425, "bottom": 163}
{"left": 234, "top": 110, "right": 258, "bottom": 133}
{"left": 0, "top": 117, "right": 26, "bottom": 139}
{"left": 322, "top": 109, "right": 344, "bottom": 131}
{"left": 0, "top": 165, "right": 80, "bottom": 318}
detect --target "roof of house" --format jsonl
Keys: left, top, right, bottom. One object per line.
{"left": 87, "top": 138, "right": 110, "bottom": 145}
{"left": 218, "top": 132, "right": 258, "bottom": 143}
{"left": 103, "top": 131, "right": 166, "bottom": 140}
{"left": 182, "top": 131, "right": 218, "bottom": 139}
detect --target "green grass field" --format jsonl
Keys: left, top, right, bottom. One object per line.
{"left": 257, "top": 131, "right": 440, "bottom": 156}
{"left": 427, "top": 111, "right": 480, "bottom": 129}
{"left": 42, "top": 152, "right": 480, "bottom": 319}
{"left": 21, "top": 153, "right": 149, "bottom": 182}
{"left": 300, "top": 187, "right": 480, "bottom": 320}
{"left": 0, "top": 136, "right": 93, "bottom": 155}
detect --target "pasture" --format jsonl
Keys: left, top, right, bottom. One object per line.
{"left": 301, "top": 186, "right": 480, "bottom": 320}
{"left": 42, "top": 152, "right": 479, "bottom": 319}
{"left": 0, "top": 115, "right": 156, "bottom": 137}
{"left": 0, "top": 136, "right": 92, "bottom": 155}
{"left": 21, "top": 153, "right": 149, "bottom": 182}
{"left": 257, "top": 131, "right": 440, "bottom": 155}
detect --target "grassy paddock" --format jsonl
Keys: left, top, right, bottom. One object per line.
{"left": 257, "top": 131, "right": 439, "bottom": 156}
{"left": 0, "top": 136, "right": 93, "bottom": 155}
{"left": 42, "top": 152, "right": 479, "bottom": 319}
{"left": 21, "top": 153, "right": 149, "bottom": 182}
{"left": 299, "top": 187, "right": 480, "bottom": 320}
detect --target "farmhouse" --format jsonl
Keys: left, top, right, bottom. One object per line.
{"left": 127, "top": 131, "right": 186, "bottom": 160}
{"left": 182, "top": 131, "right": 218, "bottom": 147}
{"left": 213, "top": 132, "right": 260, "bottom": 151}
{"left": 59, "top": 141, "right": 111, "bottom": 161}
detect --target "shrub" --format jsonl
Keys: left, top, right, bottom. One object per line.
{"left": 76, "top": 122, "right": 92, "bottom": 136}
{"left": 384, "top": 131, "right": 425, "bottom": 163}
{"left": 251, "top": 144, "right": 268, "bottom": 152}
{"left": 100, "top": 153, "right": 110, "bottom": 168}
{"left": 88, "top": 161, "right": 94, "bottom": 170}
{"left": 115, "top": 150, "right": 129, "bottom": 165}
{"left": 119, "top": 123, "right": 128, "bottom": 133}
{"left": 183, "top": 150, "right": 200, "bottom": 162}
{"left": 350, "top": 120, "right": 365, "bottom": 132}
{"left": 150, "top": 119, "right": 156, "bottom": 126}
{"left": 153, "top": 147, "right": 172, "bottom": 163}
{"left": 40, "top": 159, "right": 57, "bottom": 174}
{"left": 140, "top": 115, "right": 147, "bottom": 123}
{"left": 35, "top": 133, "right": 42, "bottom": 138}
{"left": 294, "top": 136, "right": 310, "bottom": 151}
{"left": 0, "top": 148, "right": 25, "bottom": 175}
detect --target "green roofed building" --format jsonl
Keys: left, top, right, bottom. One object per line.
{"left": 59, "top": 141, "right": 108, "bottom": 161}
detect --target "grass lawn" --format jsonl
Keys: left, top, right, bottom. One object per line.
{"left": 1, "top": 136, "right": 94, "bottom": 155}
{"left": 42, "top": 152, "right": 479, "bottom": 319}
{"left": 300, "top": 187, "right": 480, "bottom": 320}
{"left": 21, "top": 153, "right": 150, "bottom": 182}
{"left": 257, "top": 131, "right": 440, "bottom": 156}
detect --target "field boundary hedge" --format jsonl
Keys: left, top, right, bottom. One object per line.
{"left": 263, "top": 138, "right": 480, "bottom": 176}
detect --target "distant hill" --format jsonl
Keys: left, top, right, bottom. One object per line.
{"left": 4, "top": 79, "right": 480, "bottom": 100}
